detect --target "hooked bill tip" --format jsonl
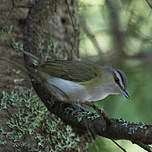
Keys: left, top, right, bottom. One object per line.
{"left": 121, "top": 90, "right": 130, "bottom": 99}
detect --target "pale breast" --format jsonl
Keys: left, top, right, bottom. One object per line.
{"left": 47, "top": 77, "right": 91, "bottom": 103}
{"left": 47, "top": 77, "right": 119, "bottom": 103}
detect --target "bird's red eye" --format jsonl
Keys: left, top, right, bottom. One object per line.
{"left": 114, "top": 75, "right": 119, "bottom": 83}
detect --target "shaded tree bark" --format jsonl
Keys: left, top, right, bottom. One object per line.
{"left": 23, "top": 0, "right": 152, "bottom": 152}
{"left": 1, "top": 0, "right": 152, "bottom": 151}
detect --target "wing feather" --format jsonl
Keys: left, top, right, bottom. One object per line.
{"left": 38, "top": 60, "right": 102, "bottom": 82}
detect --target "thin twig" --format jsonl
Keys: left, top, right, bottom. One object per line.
{"left": 145, "top": 0, "right": 152, "bottom": 9}
{"left": 21, "top": 50, "right": 39, "bottom": 61}
{"left": 133, "top": 141, "right": 152, "bottom": 152}
{"left": 80, "top": 15, "right": 104, "bottom": 58}
{"left": 112, "top": 140, "right": 127, "bottom": 152}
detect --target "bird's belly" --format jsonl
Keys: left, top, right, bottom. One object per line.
{"left": 86, "top": 92, "right": 109, "bottom": 102}
{"left": 47, "top": 77, "right": 113, "bottom": 103}
{"left": 47, "top": 77, "right": 91, "bottom": 103}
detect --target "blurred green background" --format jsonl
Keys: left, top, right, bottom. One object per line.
{"left": 78, "top": 0, "right": 152, "bottom": 151}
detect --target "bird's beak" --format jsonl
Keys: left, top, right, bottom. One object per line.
{"left": 121, "top": 89, "right": 130, "bottom": 99}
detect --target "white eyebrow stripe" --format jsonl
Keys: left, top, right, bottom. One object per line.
{"left": 114, "top": 71, "right": 124, "bottom": 89}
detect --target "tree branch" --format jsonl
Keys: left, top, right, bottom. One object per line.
{"left": 30, "top": 76, "right": 152, "bottom": 150}
{"left": 23, "top": 0, "right": 152, "bottom": 151}
{"left": 133, "top": 141, "right": 152, "bottom": 152}
{"left": 145, "top": 0, "right": 152, "bottom": 9}
{"left": 80, "top": 14, "right": 104, "bottom": 59}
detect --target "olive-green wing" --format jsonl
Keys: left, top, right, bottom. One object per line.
{"left": 37, "top": 60, "right": 102, "bottom": 82}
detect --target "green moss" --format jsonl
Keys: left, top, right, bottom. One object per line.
{"left": 11, "top": 38, "right": 24, "bottom": 51}
{"left": 0, "top": 89, "right": 81, "bottom": 152}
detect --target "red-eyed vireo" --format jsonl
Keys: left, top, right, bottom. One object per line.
{"left": 32, "top": 60, "right": 129, "bottom": 103}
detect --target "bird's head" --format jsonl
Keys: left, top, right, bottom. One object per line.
{"left": 112, "top": 69, "right": 130, "bottom": 99}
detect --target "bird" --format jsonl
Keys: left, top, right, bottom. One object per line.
{"left": 30, "top": 60, "right": 129, "bottom": 105}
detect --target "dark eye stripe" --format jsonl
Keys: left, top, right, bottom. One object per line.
{"left": 116, "top": 69, "right": 127, "bottom": 88}
{"left": 113, "top": 71, "right": 123, "bottom": 89}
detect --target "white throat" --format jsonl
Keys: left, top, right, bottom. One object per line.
{"left": 86, "top": 82, "right": 120, "bottom": 102}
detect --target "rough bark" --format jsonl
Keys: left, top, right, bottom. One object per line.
{"left": 23, "top": 0, "right": 152, "bottom": 152}
{"left": 1, "top": 0, "right": 152, "bottom": 151}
